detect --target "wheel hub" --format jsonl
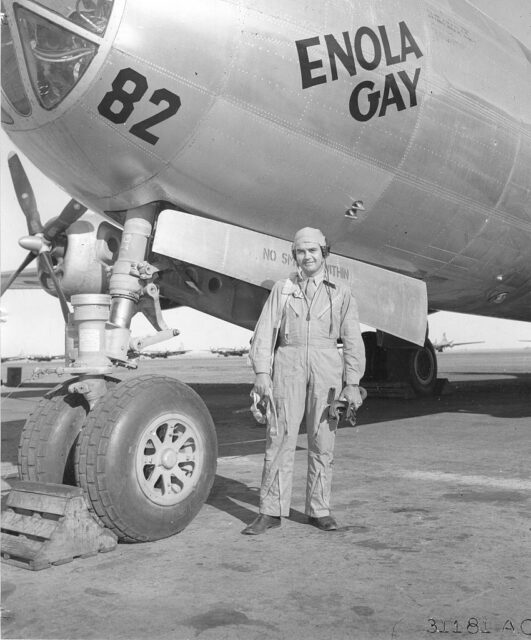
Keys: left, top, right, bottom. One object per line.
{"left": 135, "top": 413, "right": 204, "bottom": 506}
{"left": 161, "top": 449, "right": 177, "bottom": 469}
{"left": 414, "top": 348, "right": 434, "bottom": 382}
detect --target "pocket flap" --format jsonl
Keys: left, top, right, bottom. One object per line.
{"left": 316, "top": 293, "right": 341, "bottom": 319}
{"left": 288, "top": 295, "right": 302, "bottom": 317}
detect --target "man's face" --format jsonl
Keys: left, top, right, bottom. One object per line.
{"left": 294, "top": 241, "right": 324, "bottom": 277}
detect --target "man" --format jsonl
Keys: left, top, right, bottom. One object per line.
{"left": 243, "top": 227, "right": 366, "bottom": 535}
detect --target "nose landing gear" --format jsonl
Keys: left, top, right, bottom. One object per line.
{"left": 16, "top": 204, "right": 218, "bottom": 542}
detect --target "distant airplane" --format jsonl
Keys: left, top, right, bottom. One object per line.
{"left": 0, "top": 355, "right": 23, "bottom": 363}
{"left": 1, "top": 0, "right": 529, "bottom": 544}
{"left": 210, "top": 347, "right": 250, "bottom": 357}
{"left": 432, "top": 333, "right": 485, "bottom": 353}
{"left": 138, "top": 348, "right": 190, "bottom": 359}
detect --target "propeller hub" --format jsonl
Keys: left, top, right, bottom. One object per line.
{"left": 18, "top": 234, "right": 50, "bottom": 253}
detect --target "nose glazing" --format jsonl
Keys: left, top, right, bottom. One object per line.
{"left": 1, "top": 0, "right": 114, "bottom": 116}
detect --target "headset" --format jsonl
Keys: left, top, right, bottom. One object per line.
{"left": 291, "top": 238, "right": 331, "bottom": 260}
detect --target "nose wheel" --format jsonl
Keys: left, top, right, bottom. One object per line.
{"left": 18, "top": 384, "right": 90, "bottom": 485}
{"left": 18, "top": 377, "right": 122, "bottom": 485}
{"left": 75, "top": 374, "right": 217, "bottom": 542}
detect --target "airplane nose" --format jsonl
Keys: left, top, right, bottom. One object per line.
{"left": 1, "top": 0, "right": 242, "bottom": 208}
{"left": 1, "top": 0, "right": 112, "bottom": 115}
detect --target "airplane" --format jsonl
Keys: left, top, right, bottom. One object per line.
{"left": 138, "top": 348, "right": 190, "bottom": 359}
{"left": 1, "top": 0, "right": 530, "bottom": 544}
{"left": 0, "top": 267, "right": 40, "bottom": 290}
{"left": 210, "top": 346, "right": 250, "bottom": 357}
{"left": 1, "top": 355, "right": 22, "bottom": 363}
{"left": 432, "top": 333, "right": 485, "bottom": 353}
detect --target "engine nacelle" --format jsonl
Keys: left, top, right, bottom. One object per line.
{"left": 39, "top": 211, "right": 122, "bottom": 299}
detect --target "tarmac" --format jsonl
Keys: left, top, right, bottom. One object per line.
{"left": 1, "top": 350, "right": 530, "bottom": 640}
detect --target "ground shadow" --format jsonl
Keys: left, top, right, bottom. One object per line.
{"left": 1, "top": 389, "right": 53, "bottom": 400}
{"left": 206, "top": 473, "right": 260, "bottom": 523}
{"left": 206, "top": 473, "right": 306, "bottom": 525}
{"left": 2, "top": 375, "right": 530, "bottom": 471}
{"left": 2, "top": 382, "right": 58, "bottom": 389}
{"left": 357, "top": 374, "right": 531, "bottom": 426}
{"left": 1, "top": 420, "right": 25, "bottom": 468}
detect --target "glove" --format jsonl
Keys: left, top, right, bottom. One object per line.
{"left": 329, "top": 387, "right": 367, "bottom": 426}
{"left": 250, "top": 391, "right": 271, "bottom": 424}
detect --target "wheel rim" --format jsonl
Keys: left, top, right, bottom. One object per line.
{"left": 135, "top": 412, "right": 205, "bottom": 506}
{"left": 413, "top": 347, "right": 435, "bottom": 384}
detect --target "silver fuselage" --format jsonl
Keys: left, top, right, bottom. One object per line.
{"left": 2, "top": 0, "right": 530, "bottom": 321}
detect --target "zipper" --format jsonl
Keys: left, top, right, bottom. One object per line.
{"left": 305, "top": 281, "right": 321, "bottom": 373}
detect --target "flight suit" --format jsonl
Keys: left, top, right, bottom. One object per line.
{"left": 249, "top": 272, "right": 365, "bottom": 518}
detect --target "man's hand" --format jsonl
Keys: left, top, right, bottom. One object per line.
{"left": 339, "top": 384, "right": 364, "bottom": 410}
{"left": 253, "top": 373, "right": 272, "bottom": 400}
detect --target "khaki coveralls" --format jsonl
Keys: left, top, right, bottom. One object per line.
{"left": 249, "top": 272, "right": 365, "bottom": 518}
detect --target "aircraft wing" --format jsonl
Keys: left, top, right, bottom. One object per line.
{"left": 451, "top": 341, "right": 485, "bottom": 347}
{"left": 1, "top": 268, "right": 40, "bottom": 290}
{"left": 153, "top": 210, "right": 428, "bottom": 346}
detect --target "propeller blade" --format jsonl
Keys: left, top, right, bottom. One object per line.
{"left": 43, "top": 199, "right": 88, "bottom": 240}
{"left": 7, "top": 152, "right": 44, "bottom": 236}
{"left": 0, "top": 253, "right": 37, "bottom": 296}
{"left": 39, "top": 252, "right": 70, "bottom": 323}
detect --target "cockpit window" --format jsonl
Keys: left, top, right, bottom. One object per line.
{"left": 31, "top": 0, "right": 114, "bottom": 36}
{"left": 1, "top": 6, "right": 32, "bottom": 117}
{"left": 1, "top": 106, "right": 15, "bottom": 124}
{"left": 16, "top": 6, "right": 98, "bottom": 110}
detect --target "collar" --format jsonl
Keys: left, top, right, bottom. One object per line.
{"left": 297, "top": 268, "right": 325, "bottom": 285}
{"left": 283, "top": 270, "right": 336, "bottom": 296}
{"left": 298, "top": 270, "right": 336, "bottom": 289}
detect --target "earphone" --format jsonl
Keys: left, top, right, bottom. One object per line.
{"left": 291, "top": 239, "right": 331, "bottom": 260}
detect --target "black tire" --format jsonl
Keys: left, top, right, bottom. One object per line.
{"left": 18, "top": 382, "right": 90, "bottom": 485}
{"left": 75, "top": 375, "right": 218, "bottom": 543}
{"left": 388, "top": 339, "right": 438, "bottom": 396}
{"left": 18, "top": 377, "right": 118, "bottom": 484}
{"left": 407, "top": 339, "right": 438, "bottom": 396}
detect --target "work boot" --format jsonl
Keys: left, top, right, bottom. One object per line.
{"left": 241, "top": 514, "right": 281, "bottom": 535}
{"left": 308, "top": 515, "right": 338, "bottom": 531}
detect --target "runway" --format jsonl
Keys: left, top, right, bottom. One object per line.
{"left": 1, "top": 350, "right": 530, "bottom": 639}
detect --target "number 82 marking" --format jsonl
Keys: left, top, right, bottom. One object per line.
{"left": 97, "top": 68, "right": 181, "bottom": 146}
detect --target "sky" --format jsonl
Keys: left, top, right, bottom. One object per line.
{"left": 1, "top": 1, "right": 530, "bottom": 356}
